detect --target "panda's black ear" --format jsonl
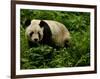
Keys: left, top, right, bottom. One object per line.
{"left": 25, "top": 19, "right": 31, "bottom": 26}
{"left": 39, "top": 20, "right": 46, "bottom": 28}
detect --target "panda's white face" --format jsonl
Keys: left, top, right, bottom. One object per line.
{"left": 26, "top": 22, "right": 44, "bottom": 43}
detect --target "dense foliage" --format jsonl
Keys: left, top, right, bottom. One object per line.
{"left": 20, "top": 9, "right": 90, "bottom": 69}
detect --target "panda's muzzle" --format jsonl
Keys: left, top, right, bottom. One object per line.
{"left": 31, "top": 34, "right": 39, "bottom": 42}
{"left": 34, "top": 38, "right": 38, "bottom": 42}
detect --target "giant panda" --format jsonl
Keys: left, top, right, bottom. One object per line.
{"left": 25, "top": 19, "right": 70, "bottom": 48}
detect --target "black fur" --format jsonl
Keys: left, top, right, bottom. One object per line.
{"left": 39, "top": 20, "right": 53, "bottom": 45}
{"left": 39, "top": 20, "right": 45, "bottom": 28}
{"left": 64, "top": 40, "right": 70, "bottom": 48}
{"left": 25, "top": 19, "right": 31, "bottom": 26}
{"left": 29, "top": 31, "right": 34, "bottom": 37}
{"left": 38, "top": 32, "right": 41, "bottom": 40}
{"left": 28, "top": 40, "right": 39, "bottom": 47}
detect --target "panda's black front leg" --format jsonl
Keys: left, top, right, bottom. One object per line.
{"left": 28, "top": 40, "right": 39, "bottom": 48}
{"left": 64, "top": 40, "right": 71, "bottom": 48}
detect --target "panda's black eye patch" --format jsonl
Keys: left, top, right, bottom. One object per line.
{"left": 30, "top": 32, "right": 34, "bottom": 36}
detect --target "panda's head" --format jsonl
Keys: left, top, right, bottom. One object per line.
{"left": 25, "top": 20, "right": 45, "bottom": 43}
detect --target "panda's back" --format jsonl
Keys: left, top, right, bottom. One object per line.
{"left": 43, "top": 20, "right": 65, "bottom": 34}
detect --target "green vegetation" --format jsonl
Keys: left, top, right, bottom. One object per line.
{"left": 20, "top": 9, "right": 90, "bottom": 69}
